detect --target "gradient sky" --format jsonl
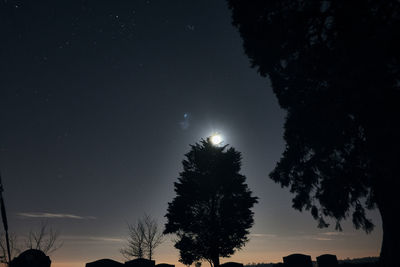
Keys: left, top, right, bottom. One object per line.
{"left": 0, "top": 1, "right": 381, "bottom": 267}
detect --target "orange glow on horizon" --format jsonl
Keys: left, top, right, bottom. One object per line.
{"left": 49, "top": 250, "right": 380, "bottom": 267}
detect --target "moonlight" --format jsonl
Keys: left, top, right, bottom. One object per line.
{"left": 210, "top": 134, "right": 223, "bottom": 145}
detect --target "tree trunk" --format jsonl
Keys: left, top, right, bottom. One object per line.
{"left": 212, "top": 255, "right": 220, "bottom": 267}
{"left": 377, "top": 191, "right": 400, "bottom": 267}
{"left": 148, "top": 246, "right": 152, "bottom": 260}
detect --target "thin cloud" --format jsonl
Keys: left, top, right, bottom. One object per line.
{"left": 250, "top": 233, "right": 277, "bottom": 238}
{"left": 62, "top": 235, "right": 124, "bottom": 243}
{"left": 293, "top": 235, "right": 333, "bottom": 241}
{"left": 312, "top": 237, "right": 333, "bottom": 241}
{"left": 301, "top": 231, "right": 354, "bottom": 241}
{"left": 290, "top": 233, "right": 335, "bottom": 241}
{"left": 321, "top": 232, "right": 345, "bottom": 236}
{"left": 320, "top": 231, "right": 355, "bottom": 236}
{"left": 17, "top": 212, "right": 96, "bottom": 220}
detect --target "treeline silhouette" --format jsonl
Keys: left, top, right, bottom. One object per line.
{"left": 245, "top": 257, "right": 379, "bottom": 267}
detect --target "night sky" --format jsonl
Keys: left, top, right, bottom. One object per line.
{"left": 0, "top": 1, "right": 381, "bottom": 267}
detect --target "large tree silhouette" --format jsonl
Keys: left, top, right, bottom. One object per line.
{"left": 164, "top": 139, "right": 258, "bottom": 267}
{"left": 228, "top": 1, "right": 400, "bottom": 267}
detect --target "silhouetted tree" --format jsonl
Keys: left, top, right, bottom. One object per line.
{"left": 228, "top": 1, "right": 400, "bottom": 267}
{"left": 0, "top": 232, "right": 19, "bottom": 265}
{"left": 164, "top": 138, "right": 258, "bottom": 267}
{"left": 25, "top": 222, "right": 62, "bottom": 255}
{"left": 176, "top": 235, "right": 200, "bottom": 267}
{"left": 121, "top": 219, "right": 146, "bottom": 260}
{"left": 143, "top": 215, "right": 163, "bottom": 260}
{"left": 121, "top": 214, "right": 163, "bottom": 260}
{"left": 1, "top": 222, "right": 62, "bottom": 266}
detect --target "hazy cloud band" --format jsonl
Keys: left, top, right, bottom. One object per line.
{"left": 62, "top": 235, "right": 124, "bottom": 243}
{"left": 17, "top": 212, "right": 96, "bottom": 220}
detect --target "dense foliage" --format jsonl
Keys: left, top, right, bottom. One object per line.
{"left": 228, "top": 1, "right": 400, "bottom": 266}
{"left": 164, "top": 139, "right": 258, "bottom": 267}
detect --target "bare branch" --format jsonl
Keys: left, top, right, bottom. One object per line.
{"left": 24, "top": 221, "right": 63, "bottom": 254}
{"left": 121, "top": 215, "right": 164, "bottom": 260}
{"left": 0, "top": 232, "right": 19, "bottom": 264}
{"left": 120, "top": 219, "right": 146, "bottom": 260}
{"left": 143, "top": 214, "right": 164, "bottom": 260}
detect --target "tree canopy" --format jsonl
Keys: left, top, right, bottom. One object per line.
{"left": 164, "top": 139, "right": 258, "bottom": 267}
{"left": 228, "top": 1, "right": 400, "bottom": 267}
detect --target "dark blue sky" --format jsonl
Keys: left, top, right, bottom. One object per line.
{"left": 0, "top": 1, "right": 381, "bottom": 266}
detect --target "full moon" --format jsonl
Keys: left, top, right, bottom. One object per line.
{"left": 211, "top": 134, "right": 223, "bottom": 145}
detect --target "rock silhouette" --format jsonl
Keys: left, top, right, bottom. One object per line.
{"left": 156, "top": 264, "right": 175, "bottom": 267}
{"left": 221, "top": 262, "right": 244, "bottom": 267}
{"left": 317, "top": 254, "right": 338, "bottom": 267}
{"left": 9, "top": 249, "right": 51, "bottom": 267}
{"left": 86, "top": 259, "right": 124, "bottom": 267}
{"left": 282, "top": 254, "right": 312, "bottom": 267}
{"left": 84, "top": 258, "right": 178, "bottom": 267}
{"left": 125, "top": 258, "right": 155, "bottom": 267}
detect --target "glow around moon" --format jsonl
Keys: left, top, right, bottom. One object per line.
{"left": 210, "top": 134, "right": 223, "bottom": 145}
